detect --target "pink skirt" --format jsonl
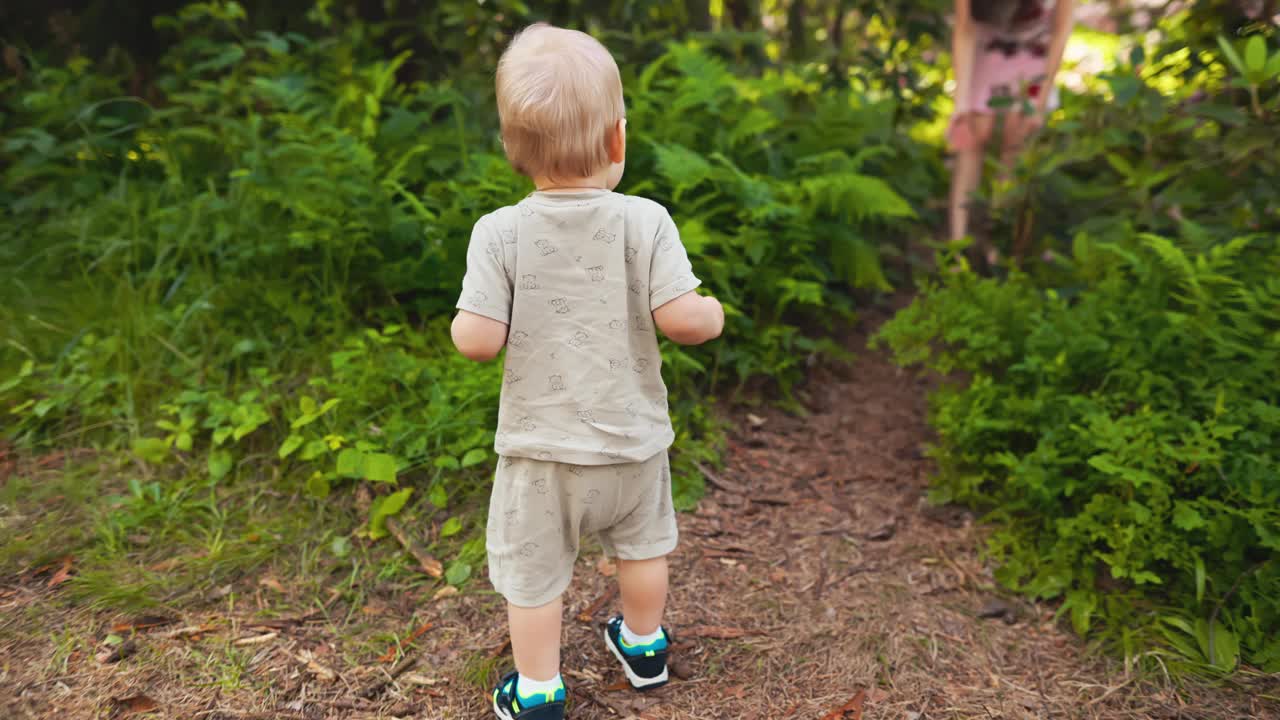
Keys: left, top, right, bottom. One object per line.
{"left": 961, "top": 45, "right": 1058, "bottom": 114}
{"left": 948, "top": 41, "right": 1059, "bottom": 150}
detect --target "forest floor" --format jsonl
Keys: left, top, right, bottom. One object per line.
{"left": 3, "top": 314, "right": 1278, "bottom": 720}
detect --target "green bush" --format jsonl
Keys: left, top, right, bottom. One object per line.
{"left": 1, "top": 2, "right": 933, "bottom": 560}
{"left": 878, "top": 31, "right": 1280, "bottom": 672}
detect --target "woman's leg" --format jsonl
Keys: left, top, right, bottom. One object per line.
{"left": 948, "top": 113, "right": 994, "bottom": 243}
{"left": 998, "top": 110, "right": 1034, "bottom": 180}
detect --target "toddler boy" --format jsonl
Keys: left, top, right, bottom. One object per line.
{"left": 450, "top": 23, "right": 725, "bottom": 720}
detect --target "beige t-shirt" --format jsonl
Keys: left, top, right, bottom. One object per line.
{"left": 455, "top": 190, "right": 701, "bottom": 465}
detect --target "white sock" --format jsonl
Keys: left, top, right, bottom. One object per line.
{"left": 516, "top": 673, "right": 563, "bottom": 700}
{"left": 620, "top": 619, "right": 664, "bottom": 646}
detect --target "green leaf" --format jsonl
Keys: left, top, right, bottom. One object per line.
{"left": 330, "top": 536, "right": 351, "bottom": 558}
{"left": 132, "top": 437, "right": 170, "bottom": 464}
{"left": 428, "top": 482, "right": 448, "bottom": 509}
{"left": 445, "top": 560, "right": 472, "bottom": 587}
{"left": 208, "top": 449, "right": 233, "bottom": 480}
{"left": 1217, "top": 35, "right": 1247, "bottom": 76}
{"left": 460, "top": 448, "right": 488, "bottom": 468}
{"left": 212, "top": 426, "right": 233, "bottom": 446}
{"left": 306, "top": 473, "right": 331, "bottom": 499}
{"left": 301, "top": 439, "right": 328, "bottom": 461}
{"left": 369, "top": 488, "right": 413, "bottom": 539}
{"left": 1265, "top": 51, "right": 1280, "bottom": 81}
{"left": 433, "top": 455, "right": 460, "bottom": 470}
{"left": 278, "top": 434, "right": 305, "bottom": 459}
{"left": 337, "top": 448, "right": 363, "bottom": 478}
{"left": 1194, "top": 555, "right": 1206, "bottom": 605}
{"left": 440, "top": 517, "right": 463, "bottom": 538}
{"left": 1244, "top": 35, "right": 1266, "bottom": 75}
{"left": 363, "top": 453, "right": 399, "bottom": 484}
{"left": 1172, "top": 503, "right": 1207, "bottom": 531}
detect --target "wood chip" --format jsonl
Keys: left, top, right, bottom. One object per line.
{"left": 110, "top": 694, "right": 159, "bottom": 716}
{"left": 233, "top": 632, "right": 278, "bottom": 646}
{"left": 96, "top": 639, "right": 137, "bottom": 664}
{"left": 820, "top": 689, "right": 866, "bottom": 720}
{"left": 384, "top": 517, "right": 443, "bottom": 578}
{"left": 693, "top": 461, "right": 747, "bottom": 495}
{"left": 576, "top": 585, "right": 618, "bottom": 623}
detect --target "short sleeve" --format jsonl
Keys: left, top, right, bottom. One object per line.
{"left": 648, "top": 210, "right": 702, "bottom": 311}
{"left": 455, "top": 216, "right": 513, "bottom": 324}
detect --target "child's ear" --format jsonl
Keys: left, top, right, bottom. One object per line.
{"left": 608, "top": 118, "right": 626, "bottom": 164}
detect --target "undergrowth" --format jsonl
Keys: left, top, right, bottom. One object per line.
{"left": 0, "top": 1, "right": 933, "bottom": 605}
{"left": 878, "top": 27, "right": 1280, "bottom": 674}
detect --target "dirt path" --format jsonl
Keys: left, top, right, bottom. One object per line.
{"left": 5, "top": 325, "right": 1276, "bottom": 719}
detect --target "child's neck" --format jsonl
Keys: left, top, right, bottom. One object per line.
{"left": 533, "top": 173, "right": 609, "bottom": 192}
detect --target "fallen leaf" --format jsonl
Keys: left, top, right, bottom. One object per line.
{"left": 432, "top": 586, "right": 459, "bottom": 601}
{"left": 110, "top": 694, "right": 159, "bottom": 717}
{"left": 258, "top": 575, "right": 286, "bottom": 593}
{"left": 111, "top": 615, "right": 176, "bottom": 634}
{"left": 47, "top": 556, "right": 74, "bottom": 588}
{"left": 819, "top": 689, "right": 866, "bottom": 720}
{"left": 603, "top": 679, "right": 632, "bottom": 692}
{"left": 745, "top": 413, "right": 766, "bottom": 427}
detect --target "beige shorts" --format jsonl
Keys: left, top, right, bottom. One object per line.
{"left": 486, "top": 450, "right": 678, "bottom": 607}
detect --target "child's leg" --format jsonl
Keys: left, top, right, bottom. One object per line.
{"left": 616, "top": 555, "right": 668, "bottom": 635}
{"left": 508, "top": 596, "right": 563, "bottom": 681}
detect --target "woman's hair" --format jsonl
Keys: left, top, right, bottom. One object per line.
{"left": 970, "top": 0, "right": 1025, "bottom": 27}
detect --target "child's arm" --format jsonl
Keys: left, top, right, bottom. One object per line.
{"left": 452, "top": 215, "right": 514, "bottom": 362}
{"left": 648, "top": 209, "right": 723, "bottom": 346}
{"left": 654, "top": 292, "right": 723, "bottom": 346}
{"left": 451, "top": 311, "right": 508, "bottom": 361}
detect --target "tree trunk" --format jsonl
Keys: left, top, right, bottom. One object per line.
{"left": 726, "top": 0, "right": 761, "bottom": 31}
{"left": 686, "top": 0, "right": 713, "bottom": 32}
{"left": 787, "top": 0, "right": 808, "bottom": 60}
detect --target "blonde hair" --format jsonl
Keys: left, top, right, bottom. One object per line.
{"left": 496, "top": 24, "right": 625, "bottom": 179}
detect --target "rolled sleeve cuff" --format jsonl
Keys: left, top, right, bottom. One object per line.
{"left": 649, "top": 275, "right": 702, "bottom": 312}
{"left": 455, "top": 300, "right": 510, "bottom": 325}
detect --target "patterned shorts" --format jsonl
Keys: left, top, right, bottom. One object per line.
{"left": 486, "top": 450, "right": 678, "bottom": 608}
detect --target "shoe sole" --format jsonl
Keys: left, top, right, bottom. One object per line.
{"left": 603, "top": 627, "right": 669, "bottom": 690}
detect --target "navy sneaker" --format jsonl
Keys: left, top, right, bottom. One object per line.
{"left": 491, "top": 671, "right": 566, "bottom": 720}
{"left": 603, "top": 615, "right": 669, "bottom": 690}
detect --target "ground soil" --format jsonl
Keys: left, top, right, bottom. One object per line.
{"left": 3, "top": 321, "right": 1278, "bottom": 719}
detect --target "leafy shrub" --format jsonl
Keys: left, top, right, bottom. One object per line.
{"left": 1, "top": 2, "right": 934, "bottom": 563}
{"left": 879, "top": 30, "right": 1280, "bottom": 672}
